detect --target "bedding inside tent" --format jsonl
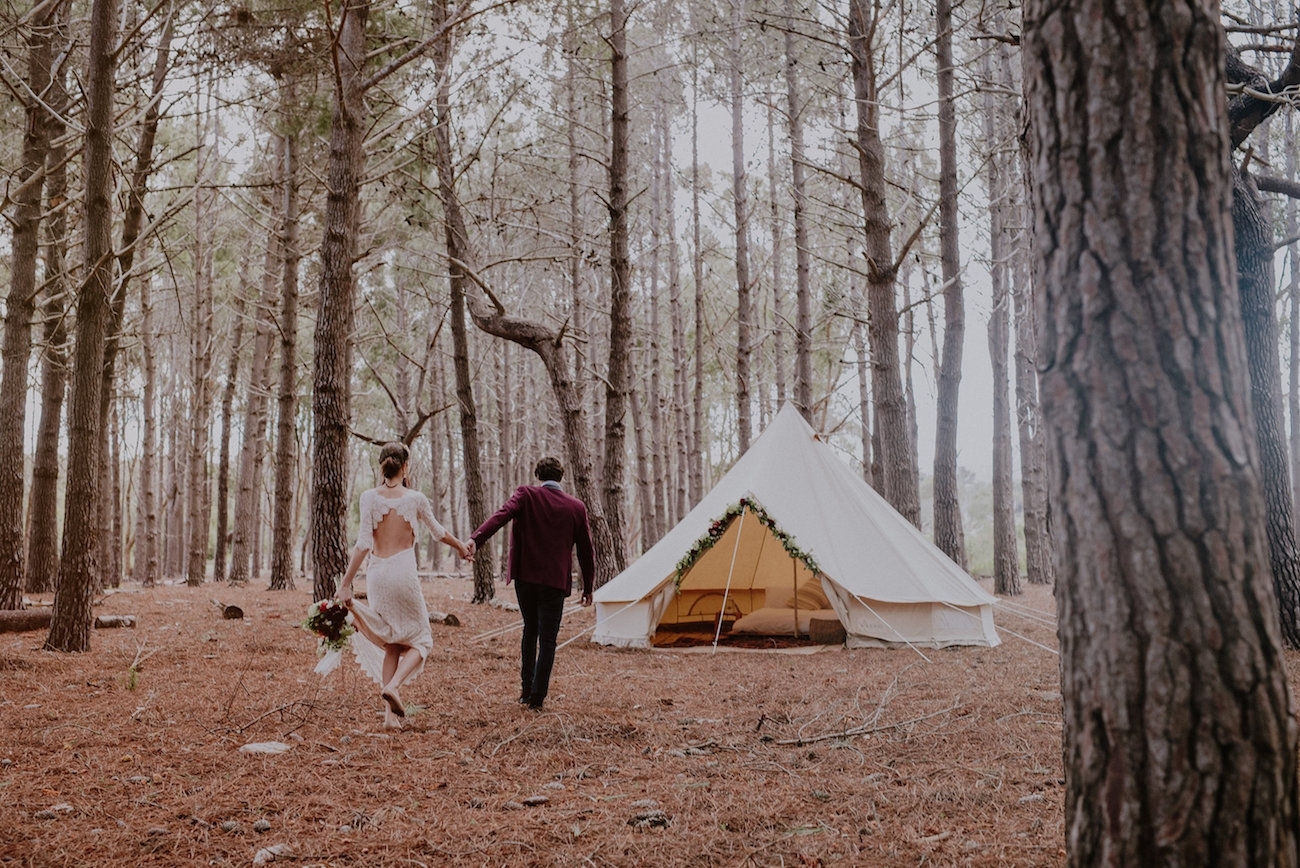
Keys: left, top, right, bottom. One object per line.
{"left": 653, "top": 505, "right": 835, "bottom": 643}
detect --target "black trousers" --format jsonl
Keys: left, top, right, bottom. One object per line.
{"left": 514, "top": 582, "right": 567, "bottom": 703}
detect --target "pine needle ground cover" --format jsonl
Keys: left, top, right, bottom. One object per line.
{"left": 0, "top": 579, "right": 1089, "bottom": 866}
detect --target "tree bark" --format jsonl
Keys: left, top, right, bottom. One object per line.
{"left": 1022, "top": 0, "right": 1300, "bottom": 859}
{"left": 311, "top": 0, "right": 369, "bottom": 602}
{"left": 1223, "top": 47, "right": 1300, "bottom": 648}
{"left": 230, "top": 240, "right": 281, "bottom": 586}
{"left": 981, "top": 42, "right": 1020, "bottom": 596}
{"left": 1234, "top": 168, "right": 1300, "bottom": 647}
{"left": 665, "top": 106, "right": 689, "bottom": 524}
{"left": 931, "top": 0, "right": 966, "bottom": 567}
{"left": 647, "top": 111, "right": 667, "bottom": 544}
{"left": 690, "top": 32, "right": 706, "bottom": 502}
{"left": 213, "top": 292, "right": 247, "bottom": 582}
{"left": 25, "top": 6, "right": 71, "bottom": 595}
{"left": 603, "top": 0, "right": 633, "bottom": 572}
{"left": 0, "top": 1, "right": 57, "bottom": 609}
{"left": 1288, "top": 113, "right": 1300, "bottom": 549}
{"left": 729, "top": 0, "right": 753, "bottom": 454}
{"left": 47, "top": 0, "right": 119, "bottom": 652}
{"left": 138, "top": 273, "right": 160, "bottom": 587}
{"left": 431, "top": 0, "right": 496, "bottom": 603}
{"left": 784, "top": 0, "right": 813, "bottom": 421}
{"left": 269, "top": 109, "right": 301, "bottom": 593}
{"left": 847, "top": 0, "right": 920, "bottom": 527}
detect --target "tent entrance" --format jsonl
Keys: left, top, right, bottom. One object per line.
{"left": 651, "top": 504, "right": 843, "bottom": 647}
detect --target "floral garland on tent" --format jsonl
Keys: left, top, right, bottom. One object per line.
{"left": 674, "top": 496, "right": 820, "bottom": 587}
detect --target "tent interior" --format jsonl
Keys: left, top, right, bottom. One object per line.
{"left": 653, "top": 505, "right": 841, "bottom": 645}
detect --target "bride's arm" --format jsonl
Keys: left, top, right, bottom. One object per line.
{"left": 337, "top": 491, "right": 375, "bottom": 601}
{"left": 335, "top": 544, "right": 369, "bottom": 602}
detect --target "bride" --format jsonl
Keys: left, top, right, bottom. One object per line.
{"left": 335, "top": 441, "right": 472, "bottom": 729}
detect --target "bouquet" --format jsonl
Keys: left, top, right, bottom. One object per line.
{"left": 302, "top": 598, "right": 355, "bottom": 675}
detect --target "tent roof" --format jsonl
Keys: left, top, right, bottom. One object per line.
{"left": 594, "top": 404, "right": 995, "bottom": 608}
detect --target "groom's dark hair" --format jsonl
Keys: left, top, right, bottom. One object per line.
{"left": 534, "top": 457, "right": 564, "bottom": 482}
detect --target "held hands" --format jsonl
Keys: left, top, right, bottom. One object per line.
{"left": 581, "top": 592, "right": 593, "bottom": 608}
{"left": 463, "top": 538, "right": 477, "bottom": 562}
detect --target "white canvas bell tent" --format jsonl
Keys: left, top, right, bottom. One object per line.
{"left": 592, "top": 405, "right": 1000, "bottom": 649}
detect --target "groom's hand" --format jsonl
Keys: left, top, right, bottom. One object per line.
{"left": 464, "top": 539, "right": 477, "bottom": 561}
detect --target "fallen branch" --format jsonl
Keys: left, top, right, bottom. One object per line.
{"left": 0, "top": 610, "right": 137, "bottom": 633}
{"left": 772, "top": 701, "right": 964, "bottom": 746}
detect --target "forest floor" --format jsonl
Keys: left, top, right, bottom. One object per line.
{"left": 0, "top": 573, "right": 1209, "bottom": 867}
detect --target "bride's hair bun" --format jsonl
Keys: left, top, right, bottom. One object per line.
{"left": 379, "top": 441, "right": 409, "bottom": 480}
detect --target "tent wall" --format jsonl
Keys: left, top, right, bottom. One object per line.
{"left": 824, "top": 583, "right": 999, "bottom": 648}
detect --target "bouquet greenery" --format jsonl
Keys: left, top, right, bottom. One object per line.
{"left": 302, "top": 598, "right": 355, "bottom": 653}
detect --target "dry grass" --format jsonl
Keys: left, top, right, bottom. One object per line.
{"left": 0, "top": 576, "right": 1154, "bottom": 867}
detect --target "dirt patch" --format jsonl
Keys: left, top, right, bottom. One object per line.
{"left": 0, "top": 578, "right": 1154, "bottom": 865}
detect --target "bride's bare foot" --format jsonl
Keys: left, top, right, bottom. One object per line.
{"left": 381, "top": 686, "right": 405, "bottom": 718}
{"left": 383, "top": 712, "right": 402, "bottom": 731}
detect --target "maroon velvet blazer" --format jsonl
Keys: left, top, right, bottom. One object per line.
{"left": 471, "top": 483, "right": 596, "bottom": 596}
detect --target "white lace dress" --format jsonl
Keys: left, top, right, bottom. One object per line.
{"left": 347, "top": 488, "right": 447, "bottom": 686}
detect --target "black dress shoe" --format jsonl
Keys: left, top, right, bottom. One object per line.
{"left": 526, "top": 699, "right": 544, "bottom": 711}
{"left": 517, "top": 694, "right": 532, "bottom": 705}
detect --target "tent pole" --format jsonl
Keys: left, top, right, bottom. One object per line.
{"left": 713, "top": 507, "right": 748, "bottom": 652}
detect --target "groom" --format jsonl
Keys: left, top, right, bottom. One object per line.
{"left": 467, "top": 457, "right": 596, "bottom": 710}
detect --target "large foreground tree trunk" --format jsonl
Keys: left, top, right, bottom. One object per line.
{"left": 47, "top": 0, "right": 119, "bottom": 652}
{"left": 1022, "top": 0, "right": 1300, "bottom": 862}
{"left": 311, "top": 0, "right": 369, "bottom": 602}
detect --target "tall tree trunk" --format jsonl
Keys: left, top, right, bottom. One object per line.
{"left": 165, "top": 365, "right": 186, "bottom": 578}
{"left": 665, "top": 106, "right": 689, "bottom": 523}
{"left": 931, "top": 0, "right": 966, "bottom": 565}
{"left": 270, "top": 111, "right": 301, "bottom": 593}
{"left": 1234, "top": 169, "right": 1300, "bottom": 647}
{"left": 185, "top": 234, "right": 215, "bottom": 587}
{"left": 986, "top": 183, "right": 1019, "bottom": 595}
{"left": 1224, "top": 47, "right": 1300, "bottom": 647}
{"left": 104, "top": 7, "right": 173, "bottom": 592}
{"left": 26, "top": 6, "right": 71, "bottom": 595}
{"left": 982, "top": 44, "right": 1020, "bottom": 596}
{"left": 108, "top": 403, "right": 123, "bottom": 587}
{"left": 139, "top": 273, "right": 160, "bottom": 587}
{"left": 0, "top": 0, "right": 57, "bottom": 609}
{"left": 767, "top": 105, "right": 787, "bottom": 411}
{"left": 1022, "top": 0, "right": 1300, "bottom": 860}
{"left": 690, "top": 33, "right": 706, "bottom": 501}
{"left": 311, "top": 0, "right": 369, "bottom": 602}
{"left": 631, "top": 379, "right": 655, "bottom": 550}
{"left": 47, "top": 0, "right": 119, "bottom": 652}
{"left": 729, "top": 0, "right": 753, "bottom": 453}
{"left": 784, "top": 0, "right": 813, "bottom": 420}
{"left": 230, "top": 240, "right": 280, "bottom": 586}
{"left": 603, "top": 0, "right": 632, "bottom": 571}
{"left": 1288, "top": 111, "right": 1300, "bottom": 536}
{"left": 647, "top": 111, "right": 667, "bottom": 544}
{"left": 1000, "top": 15, "right": 1054, "bottom": 588}
{"left": 213, "top": 291, "right": 248, "bottom": 582}
{"left": 432, "top": 0, "right": 496, "bottom": 603}
{"left": 847, "top": 0, "right": 920, "bottom": 526}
